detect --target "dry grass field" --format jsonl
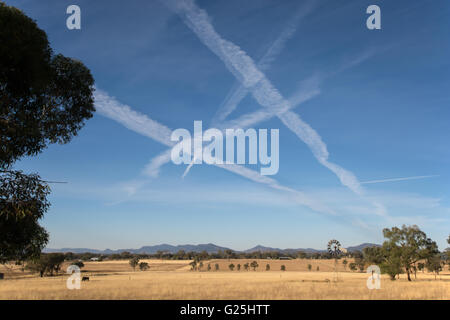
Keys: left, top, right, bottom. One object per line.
{"left": 0, "top": 259, "right": 449, "bottom": 300}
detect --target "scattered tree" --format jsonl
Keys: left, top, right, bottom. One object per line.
{"left": 26, "top": 253, "right": 65, "bottom": 277}
{"left": 244, "top": 263, "right": 249, "bottom": 271}
{"left": 426, "top": 255, "right": 442, "bottom": 280}
{"left": 353, "top": 251, "right": 366, "bottom": 272}
{"left": 215, "top": 263, "right": 219, "bottom": 271}
{"left": 307, "top": 264, "right": 312, "bottom": 271}
{"left": 349, "top": 263, "right": 357, "bottom": 272}
{"left": 237, "top": 264, "right": 241, "bottom": 271}
{"left": 229, "top": 263, "right": 235, "bottom": 271}
{"left": 139, "top": 262, "right": 149, "bottom": 271}
{"left": 266, "top": 264, "right": 270, "bottom": 271}
{"left": 250, "top": 261, "right": 259, "bottom": 271}
{"left": 342, "top": 259, "right": 348, "bottom": 271}
{"left": 129, "top": 257, "right": 140, "bottom": 271}
{"left": 281, "top": 265, "right": 286, "bottom": 271}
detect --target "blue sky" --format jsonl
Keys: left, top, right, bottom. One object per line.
{"left": 8, "top": 0, "right": 450, "bottom": 250}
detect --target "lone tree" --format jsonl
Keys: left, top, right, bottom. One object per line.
{"left": 280, "top": 265, "right": 286, "bottom": 271}
{"left": 362, "top": 225, "right": 439, "bottom": 281}
{"left": 382, "top": 225, "right": 438, "bottom": 281}
{"left": 265, "top": 264, "right": 270, "bottom": 271}
{"left": 139, "top": 262, "right": 149, "bottom": 271}
{"left": 129, "top": 257, "right": 140, "bottom": 271}
{"left": 307, "top": 264, "right": 312, "bottom": 271}
{"left": 0, "top": 3, "right": 95, "bottom": 264}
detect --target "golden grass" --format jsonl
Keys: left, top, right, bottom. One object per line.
{"left": 0, "top": 259, "right": 448, "bottom": 300}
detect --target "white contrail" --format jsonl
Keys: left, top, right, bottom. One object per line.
{"left": 164, "top": 0, "right": 364, "bottom": 195}
{"left": 94, "top": 88, "right": 334, "bottom": 215}
{"left": 143, "top": 150, "right": 172, "bottom": 177}
{"left": 156, "top": 51, "right": 373, "bottom": 179}
{"left": 149, "top": 4, "right": 376, "bottom": 180}
{"left": 212, "top": 1, "right": 316, "bottom": 125}
{"left": 361, "top": 175, "right": 439, "bottom": 184}
{"left": 94, "top": 88, "right": 174, "bottom": 147}
{"left": 217, "top": 75, "right": 321, "bottom": 130}
{"left": 216, "top": 163, "right": 335, "bottom": 214}
{"left": 181, "top": 76, "right": 320, "bottom": 178}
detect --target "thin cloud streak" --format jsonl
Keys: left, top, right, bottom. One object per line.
{"left": 361, "top": 175, "right": 440, "bottom": 184}
{"left": 94, "top": 88, "right": 174, "bottom": 147}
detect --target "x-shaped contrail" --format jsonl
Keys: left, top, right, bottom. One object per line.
{"left": 95, "top": 0, "right": 390, "bottom": 223}
{"left": 158, "top": 0, "right": 365, "bottom": 195}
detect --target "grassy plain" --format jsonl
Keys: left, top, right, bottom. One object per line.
{"left": 0, "top": 259, "right": 448, "bottom": 299}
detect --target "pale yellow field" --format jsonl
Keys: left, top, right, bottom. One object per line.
{"left": 0, "top": 259, "right": 448, "bottom": 300}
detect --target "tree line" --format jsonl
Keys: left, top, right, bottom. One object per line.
{"left": 5, "top": 225, "right": 449, "bottom": 280}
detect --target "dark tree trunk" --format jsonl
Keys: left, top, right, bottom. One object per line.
{"left": 406, "top": 268, "right": 411, "bottom": 281}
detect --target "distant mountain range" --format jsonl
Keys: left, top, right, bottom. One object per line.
{"left": 44, "top": 242, "right": 380, "bottom": 254}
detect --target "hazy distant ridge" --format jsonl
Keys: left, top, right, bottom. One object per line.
{"left": 44, "top": 243, "right": 379, "bottom": 254}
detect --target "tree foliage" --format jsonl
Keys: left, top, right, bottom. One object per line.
{"left": 0, "top": 171, "right": 50, "bottom": 264}
{"left": 0, "top": 3, "right": 95, "bottom": 264}
{"left": 361, "top": 225, "right": 439, "bottom": 281}
{"left": 129, "top": 257, "right": 140, "bottom": 271}
{"left": 250, "top": 260, "right": 258, "bottom": 271}
{"left": 382, "top": 225, "right": 438, "bottom": 281}
{"left": 0, "top": 3, "right": 95, "bottom": 168}
{"left": 26, "top": 253, "right": 65, "bottom": 277}
{"left": 139, "top": 262, "right": 149, "bottom": 271}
